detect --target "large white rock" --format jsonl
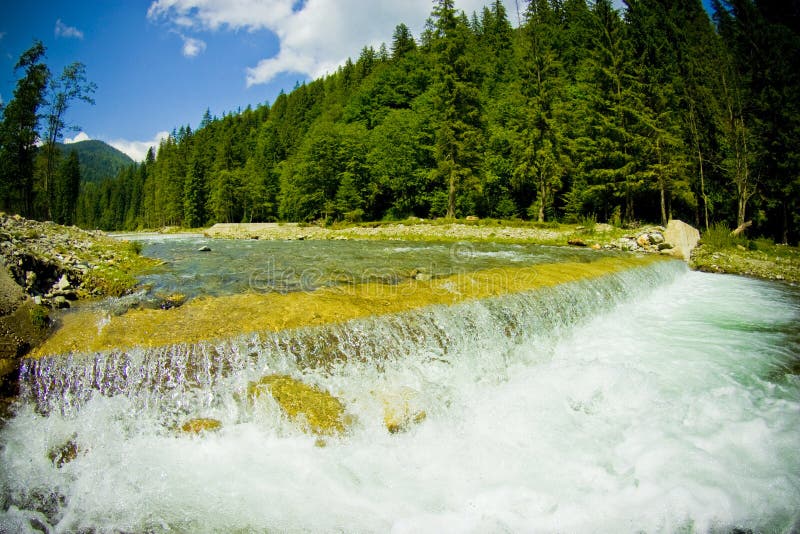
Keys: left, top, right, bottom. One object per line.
{"left": 663, "top": 220, "right": 700, "bottom": 261}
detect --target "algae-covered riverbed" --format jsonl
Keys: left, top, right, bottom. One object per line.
{"left": 34, "top": 236, "right": 657, "bottom": 356}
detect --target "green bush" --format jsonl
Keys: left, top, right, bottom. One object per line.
{"left": 29, "top": 305, "right": 49, "bottom": 329}
{"left": 702, "top": 222, "right": 747, "bottom": 249}
{"left": 127, "top": 240, "right": 143, "bottom": 255}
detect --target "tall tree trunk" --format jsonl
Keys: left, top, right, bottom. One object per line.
{"left": 687, "top": 105, "right": 709, "bottom": 230}
{"left": 447, "top": 157, "right": 456, "bottom": 219}
{"left": 657, "top": 138, "right": 667, "bottom": 227}
{"left": 538, "top": 169, "right": 546, "bottom": 222}
{"left": 782, "top": 202, "right": 789, "bottom": 245}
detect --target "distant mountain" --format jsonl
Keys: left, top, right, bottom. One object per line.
{"left": 56, "top": 140, "right": 135, "bottom": 184}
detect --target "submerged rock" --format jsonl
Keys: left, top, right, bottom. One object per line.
{"left": 381, "top": 388, "right": 427, "bottom": 434}
{"left": 48, "top": 438, "right": 79, "bottom": 468}
{"left": 248, "top": 374, "right": 348, "bottom": 436}
{"left": 158, "top": 293, "right": 187, "bottom": 310}
{"left": 181, "top": 418, "right": 222, "bottom": 434}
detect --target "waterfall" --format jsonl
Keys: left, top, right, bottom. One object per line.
{"left": 3, "top": 258, "right": 800, "bottom": 533}
{"left": 21, "top": 260, "right": 685, "bottom": 419}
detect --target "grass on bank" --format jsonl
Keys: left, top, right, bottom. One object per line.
{"left": 691, "top": 222, "right": 800, "bottom": 283}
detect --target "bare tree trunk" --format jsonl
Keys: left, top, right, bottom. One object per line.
{"left": 731, "top": 220, "right": 751, "bottom": 237}
{"left": 687, "top": 105, "right": 709, "bottom": 230}
{"left": 722, "top": 71, "right": 754, "bottom": 229}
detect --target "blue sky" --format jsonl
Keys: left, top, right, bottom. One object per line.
{"left": 1, "top": 0, "right": 714, "bottom": 161}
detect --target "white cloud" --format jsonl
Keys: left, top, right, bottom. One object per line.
{"left": 181, "top": 35, "right": 207, "bottom": 57}
{"left": 108, "top": 131, "right": 170, "bottom": 162}
{"left": 55, "top": 19, "right": 84, "bottom": 39}
{"left": 65, "top": 131, "right": 91, "bottom": 144}
{"left": 148, "top": 0, "right": 515, "bottom": 86}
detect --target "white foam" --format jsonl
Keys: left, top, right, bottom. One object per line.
{"left": 2, "top": 271, "right": 799, "bottom": 532}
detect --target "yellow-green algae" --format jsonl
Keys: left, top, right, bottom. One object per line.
{"left": 248, "top": 374, "right": 347, "bottom": 436}
{"left": 32, "top": 255, "right": 670, "bottom": 357}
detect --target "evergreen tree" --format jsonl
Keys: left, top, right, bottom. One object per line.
{"left": 42, "top": 61, "right": 96, "bottom": 219}
{"left": 512, "top": 0, "right": 571, "bottom": 222}
{"left": 51, "top": 150, "right": 81, "bottom": 225}
{"left": 0, "top": 41, "right": 49, "bottom": 216}
{"left": 184, "top": 153, "right": 206, "bottom": 227}
{"left": 392, "top": 23, "right": 417, "bottom": 58}
{"left": 430, "top": 0, "right": 484, "bottom": 218}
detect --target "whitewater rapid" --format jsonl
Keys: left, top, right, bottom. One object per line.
{"left": 1, "top": 262, "right": 799, "bottom": 533}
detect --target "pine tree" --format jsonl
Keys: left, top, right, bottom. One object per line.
{"left": 184, "top": 153, "right": 206, "bottom": 227}
{"left": 52, "top": 150, "right": 81, "bottom": 225}
{"left": 512, "top": 0, "right": 570, "bottom": 222}
{"left": 42, "top": 62, "right": 96, "bottom": 219}
{"left": 392, "top": 23, "right": 417, "bottom": 58}
{"left": 430, "top": 0, "right": 484, "bottom": 218}
{"left": 0, "top": 41, "right": 49, "bottom": 216}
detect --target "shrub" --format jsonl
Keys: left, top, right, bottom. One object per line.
{"left": 127, "top": 241, "right": 143, "bottom": 255}
{"left": 29, "top": 305, "right": 50, "bottom": 329}
{"left": 702, "top": 222, "right": 747, "bottom": 249}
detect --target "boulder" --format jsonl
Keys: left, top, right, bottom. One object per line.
{"left": 198, "top": 245, "right": 211, "bottom": 252}
{"left": 55, "top": 273, "right": 71, "bottom": 291}
{"left": 663, "top": 220, "right": 700, "bottom": 261}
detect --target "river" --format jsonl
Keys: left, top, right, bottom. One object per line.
{"left": 1, "top": 236, "right": 798, "bottom": 532}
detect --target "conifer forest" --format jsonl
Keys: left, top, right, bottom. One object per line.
{"left": 2, "top": 0, "right": 799, "bottom": 243}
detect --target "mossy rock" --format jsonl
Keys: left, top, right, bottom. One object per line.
{"left": 180, "top": 417, "right": 222, "bottom": 434}
{"left": 248, "top": 374, "right": 347, "bottom": 436}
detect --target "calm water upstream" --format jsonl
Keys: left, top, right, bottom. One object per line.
{"left": 1, "top": 237, "right": 798, "bottom": 533}
{"left": 123, "top": 233, "right": 622, "bottom": 298}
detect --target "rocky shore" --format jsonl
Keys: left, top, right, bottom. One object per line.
{"left": 0, "top": 213, "right": 157, "bottom": 391}
{"left": 206, "top": 219, "right": 798, "bottom": 283}
{"left": 205, "top": 219, "right": 698, "bottom": 258}
{"left": 206, "top": 220, "right": 679, "bottom": 252}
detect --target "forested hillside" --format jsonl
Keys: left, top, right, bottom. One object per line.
{"left": 74, "top": 0, "right": 799, "bottom": 243}
{"left": 55, "top": 140, "right": 133, "bottom": 184}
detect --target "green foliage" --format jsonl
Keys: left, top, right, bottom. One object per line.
{"left": 29, "top": 305, "right": 50, "bottom": 330}
{"left": 51, "top": 150, "right": 81, "bottom": 225}
{"left": 54, "top": 140, "right": 133, "bottom": 183}
{"left": 127, "top": 240, "right": 143, "bottom": 255}
{"left": 0, "top": 41, "right": 49, "bottom": 217}
{"left": 702, "top": 221, "right": 747, "bottom": 249}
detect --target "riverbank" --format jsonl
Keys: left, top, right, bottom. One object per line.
{"left": 0, "top": 213, "right": 159, "bottom": 390}
{"left": 204, "top": 219, "right": 799, "bottom": 283}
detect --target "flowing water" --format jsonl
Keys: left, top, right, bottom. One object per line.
{"left": 1, "top": 238, "right": 799, "bottom": 533}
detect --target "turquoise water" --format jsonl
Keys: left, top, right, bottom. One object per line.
{"left": 1, "top": 239, "right": 799, "bottom": 533}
